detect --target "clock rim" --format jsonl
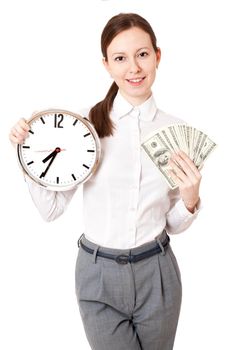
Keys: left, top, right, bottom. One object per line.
{"left": 17, "top": 109, "right": 101, "bottom": 191}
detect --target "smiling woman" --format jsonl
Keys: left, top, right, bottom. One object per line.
{"left": 103, "top": 27, "right": 160, "bottom": 104}
{"left": 89, "top": 12, "right": 161, "bottom": 138}
{"left": 9, "top": 12, "right": 203, "bottom": 350}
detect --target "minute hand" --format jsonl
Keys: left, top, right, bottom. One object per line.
{"left": 40, "top": 151, "right": 58, "bottom": 178}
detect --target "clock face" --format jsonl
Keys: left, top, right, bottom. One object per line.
{"left": 17, "top": 110, "right": 101, "bottom": 191}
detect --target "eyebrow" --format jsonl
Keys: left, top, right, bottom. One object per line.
{"left": 111, "top": 47, "right": 151, "bottom": 57}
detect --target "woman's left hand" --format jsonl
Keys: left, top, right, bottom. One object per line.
{"left": 168, "top": 150, "right": 202, "bottom": 213}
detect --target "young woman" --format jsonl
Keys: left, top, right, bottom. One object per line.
{"left": 9, "top": 13, "right": 201, "bottom": 350}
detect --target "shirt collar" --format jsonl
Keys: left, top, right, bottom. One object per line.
{"left": 112, "top": 90, "right": 157, "bottom": 122}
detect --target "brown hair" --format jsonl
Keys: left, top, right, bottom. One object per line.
{"left": 89, "top": 13, "right": 159, "bottom": 138}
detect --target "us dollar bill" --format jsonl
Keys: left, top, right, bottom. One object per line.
{"left": 141, "top": 124, "right": 217, "bottom": 189}
{"left": 195, "top": 136, "right": 217, "bottom": 169}
{"left": 141, "top": 132, "right": 178, "bottom": 189}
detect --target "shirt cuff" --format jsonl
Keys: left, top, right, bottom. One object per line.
{"left": 175, "top": 197, "right": 202, "bottom": 219}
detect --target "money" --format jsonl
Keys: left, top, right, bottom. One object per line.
{"left": 141, "top": 124, "right": 217, "bottom": 189}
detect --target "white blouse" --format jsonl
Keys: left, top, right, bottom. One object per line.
{"left": 25, "top": 92, "right": 200, "bottom": 249}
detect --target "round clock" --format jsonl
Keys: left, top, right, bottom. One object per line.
{"left": 17, "top": 109, "right": 101, "bottom": 191}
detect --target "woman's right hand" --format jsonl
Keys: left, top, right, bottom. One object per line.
{"left": 9, "top": 118, "right": 30, "bottom": 147}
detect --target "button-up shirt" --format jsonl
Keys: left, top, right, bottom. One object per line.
{"left": 25, "top": 92, "right": 200, "bottom": 249}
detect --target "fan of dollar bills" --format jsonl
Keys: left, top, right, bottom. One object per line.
{"left": 141, "top": 124, "right": 217, "bottom": 189}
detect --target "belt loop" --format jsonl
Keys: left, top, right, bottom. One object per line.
{"left": 156, "top": 237, "right": 166, "bottom": 256}
{"left": 77, "top": 233, "right": 84, "bottom": 248}
{"left": 93, "top": 245, "right": 99, "bottom": 264}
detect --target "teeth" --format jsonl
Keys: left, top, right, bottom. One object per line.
{"left": 129, "top": 78, "right": 143, "bottom": 83}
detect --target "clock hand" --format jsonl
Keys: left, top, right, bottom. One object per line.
{"left": 40, "top": 151, "right": 58, "bottom": 178}
{"left": 42, "top": 147, "right": 61, "bottom": 163}
{"left": 35, "top": 148, "right": 66, "bottom": 153}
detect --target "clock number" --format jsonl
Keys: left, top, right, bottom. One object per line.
{"left": 54, "top": 113, "right": 64, "bottom": 128}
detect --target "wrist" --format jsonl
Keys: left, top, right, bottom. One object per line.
{"left": 185, "top": 198, "right": 200, "bottom": 213}
{"left": 186, "top": 205, "right": 196, "bottom": 214}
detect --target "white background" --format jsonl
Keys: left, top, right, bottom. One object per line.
{"left": 0, "top": 0, "right": 227, "bottom": 349}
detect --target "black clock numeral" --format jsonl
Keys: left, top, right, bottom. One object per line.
{"left": 40, "top": 117, "right": 45, "bottom": 124}
{"left": 84, "top": 132, "right": 90, "bottom": 137}
{"left": 29, "top": 130, "right": 34, "bottom": 134}
{"left": 23, "top": 146, "right": 30, "bottom": 149}
{"left": 73, "top": 119, "right": 78, "bottom": 126}
{"left": 56, "top": 177, "right": 59, "bottom": 184}
{"left": 54, "top": 113, "right": 64, "bottom": 128}
{"left": 87, "top": 149, "right": 95, "bottom": 152}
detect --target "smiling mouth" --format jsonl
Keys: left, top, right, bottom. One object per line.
{"left": 126, "top": 77, "right": 145, "bottom": 83}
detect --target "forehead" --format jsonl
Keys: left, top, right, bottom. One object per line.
{"left": 107, "top": 27, "right": 152, "bottom": 54}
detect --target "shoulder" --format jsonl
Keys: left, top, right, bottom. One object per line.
{"left": 153, "top": 108, "right": 188, "bottom": 128}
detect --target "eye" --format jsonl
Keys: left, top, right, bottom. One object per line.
{"left": 138, "top": 51, "right": 149, "bottom": 58}
{"left": 114, "top": 56, "right": 126, "bottom": 62}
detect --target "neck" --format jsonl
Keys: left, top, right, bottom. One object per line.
{"left": 119, "top": 91, "right": 152, "bottom": 106}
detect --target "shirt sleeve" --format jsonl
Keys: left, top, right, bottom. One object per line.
{"left": 165, "top": 187, "right": 202, "bottom": 234}
{"left": 24, "top": 175, "right": 78, "bottom": 222}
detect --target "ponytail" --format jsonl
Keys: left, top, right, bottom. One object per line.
{"left": 89, "top": 81, "right": 118, "bottom": 138}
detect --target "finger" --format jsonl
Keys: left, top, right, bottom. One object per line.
{"left": 9, "top": 133, "right": 24, "bottom": 145}
{"left": 171, "top": 153, "right": 199, "bottom": 180}
{"left": 167, "top": 169, "right": 182, "bottom": 187}
{"left": 18, "top": 118, "right": 30, "bottom": 132}
{"left": 169, "top": 159, "right": 191, "bottom": 184}
{"left": 11, "top": 127, "right": 28, "bottom": 142}
{"left": 12, "top": 118, "right": 30, "bottom": 137}
{"left": 13, "top": 123, "right": 28, "bottom": 136}
{"left": 176, "top": 150, "right": 201, "bottom": 177}
{"left": 10, "top": 126, "right": 28, "bottom": 143}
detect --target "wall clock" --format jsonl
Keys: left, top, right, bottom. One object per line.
{"left": 17, "top": 109, "right": 101, "bottom": 191}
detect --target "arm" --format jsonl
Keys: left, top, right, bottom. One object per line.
{"left": 25, "top": 175, "right": 77, "bottom": 222}
{"left": 9, "top": 117, "right": 78, "bottom": 222}
{"left": 166, "top": 186, "right": 201, "bottom": 234}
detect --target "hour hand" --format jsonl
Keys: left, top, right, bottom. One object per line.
{"left": 42, "top": 147, "right": 61, "bottom": 163}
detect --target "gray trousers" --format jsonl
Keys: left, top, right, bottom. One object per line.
{"left": 75, "top": 231, "right": 182, "bottom": 350}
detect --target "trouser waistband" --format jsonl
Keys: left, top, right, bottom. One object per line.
{"left": 77, "top": 230, "right": 170, "bottom": 265}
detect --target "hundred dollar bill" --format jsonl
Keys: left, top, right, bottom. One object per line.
{"left": 167, "top": 125, "right": 181, "bottom": 151}
{"left": 194, "top": 132, "right": 208, "bottom": 167}
{"left": 160, "top": 129, "right": 176, "bottom": 152}
{"left": 186, "top": 126, "right": 191, "bottom": 157}
{"left": 195, "top": 136, "right": 217, "bottom": 169}
{"left": 141, "top": 124, "right": 217, "bottom": 189}
{"left": 177, "top": 124, "right": 188, "bottom": 154}
{"left": 193, "top": 129, "right": 204, "bottom": 163}
{"left": 141, "top": 132, "right": 178, "bottom": 189}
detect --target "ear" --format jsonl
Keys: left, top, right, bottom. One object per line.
{"left": 155, "top": 48, "right": 161, "bottom": 68}
{"left": 102, "top": 57, "right": 111, "bottom": 75}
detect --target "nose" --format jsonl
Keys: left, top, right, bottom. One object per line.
{"left": 129, "top": 58, "right": 141, "bottom": 74}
